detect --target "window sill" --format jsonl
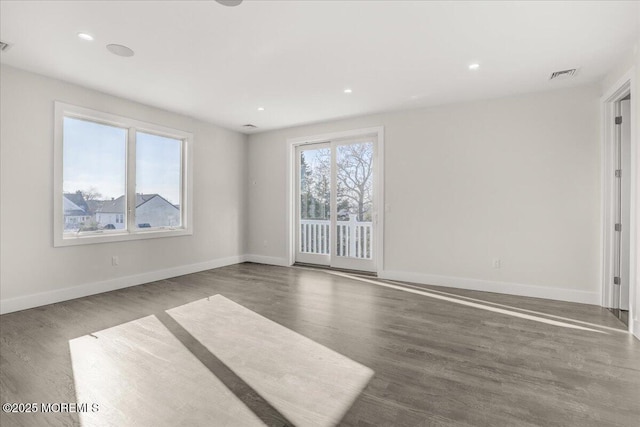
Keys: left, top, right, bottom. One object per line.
{"left": 54, "top": 227, "right": 192, "bottom": 247}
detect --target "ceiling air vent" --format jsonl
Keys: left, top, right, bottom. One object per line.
{"left": 242, "top": 124, "right": 257, "bottom": 129}
{"left": 0, "top": 41, "right": 10, "bottom": 52}
{"left": 549, "top": 68, "right": 578, "bottom": 80}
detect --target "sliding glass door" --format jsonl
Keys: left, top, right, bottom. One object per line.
{"left": 295, "top": 136, "right": 377, "bottom": 272}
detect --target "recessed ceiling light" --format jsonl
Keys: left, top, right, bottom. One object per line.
{"left": 344, "top": 88, "right": 353, "bottom": 94}
{"left": 77, "top": 32, "right": 94, "bottom": 41}
{"left": 257, "top": 107, "right": 265, "bottom": 111}
{"left": 468, "top": 63, "right": 480, "bottom": 70}
{"left": 107, "top": 44, "right": 135, "bottom": 57}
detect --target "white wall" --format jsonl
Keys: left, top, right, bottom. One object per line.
{"left": 636, "top": 49, "right": 640, "bottom": 339}
{"left": 0, "top": 65, "right": 247, "bottom": 313}
{"left": 633, "top": 41, "right": 640, "bottom": 338}
{"left": 247, "top": 85, "right": 602, "bottom": 304}
{"left": 0, "top": 65, "right": 611, "bottom": 312}
{"left": 635, "top": 56, "right": 640, "bottom": 339}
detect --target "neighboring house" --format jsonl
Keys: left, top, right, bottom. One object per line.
{"left": 86, "top": 199, "right": 105, "bottom": 217}
{"left": 136, "top": 194, "right": 180, "bottom": 227}
{"left": 63, "top": 192, "right": 91, "bottom": 230}
{"left": 96, "top": 196, "right": 126, "bottom": 229}
{"left": 96, "top": 194, "right": 179, "bottom": 229}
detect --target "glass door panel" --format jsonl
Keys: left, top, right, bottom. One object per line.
{"left": 331, "top": 140, "right": 375, "bottom": 271}
{"left": 296, "top": 144, "right": 331, "bottom": 265}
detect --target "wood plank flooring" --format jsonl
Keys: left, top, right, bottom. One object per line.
{"left": 1, "top": 263, "right": 639, "bottom": 426}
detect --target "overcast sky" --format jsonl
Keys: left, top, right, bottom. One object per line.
{"left": 63, "top": 117, "right": 181, "bottom": 204}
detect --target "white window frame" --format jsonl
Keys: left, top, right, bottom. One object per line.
{"left": 53, "top": 102, "right": 194, "bottom": 247}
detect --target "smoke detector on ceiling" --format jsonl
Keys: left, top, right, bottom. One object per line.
{"left": 216, "top": 0, "right": 243, "bottom": 6}
{"left": 0, "top": 41, "right": 11, "bottom": 52}
{"left": 549, "top": 68, "right": 579, "bottom": 80}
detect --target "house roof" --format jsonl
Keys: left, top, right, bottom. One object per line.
{"left": 98, "top": 194, "right": 178, "bottom": 213}
{"left": 63, "top": 193, "right": 89, "bottom": 216}
{"left": 86, "top": 199, "right": 104, "bottom": 215}
{"left": 96, "top": 196, "right": 124, "bottom": 214}
{"left": 63, "top": 198, "right": 85, "bottom": 217}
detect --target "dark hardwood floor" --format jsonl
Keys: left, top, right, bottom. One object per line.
{"left": 1, "top": 263, "right": 639, "bottom": 426}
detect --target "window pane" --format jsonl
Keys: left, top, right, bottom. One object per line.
{"left": 299, "top": 147, "right": 331, "bottom": 254}
{"left": 336, "top": 142, "right": 374, "bottom": 259}
{"left": 63, "top": 117, "right": 126, "bottom": 233}
{"left": 135, "top": 132, "right": 182, "bottom": 228}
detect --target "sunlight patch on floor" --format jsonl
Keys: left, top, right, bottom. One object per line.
{"left": 381, "top": 278, "right": 627, "bottom": 334}
{"left": 69, "top": 315, "right": 265, "bottom": 427}
{"left": 167, "top": 295, "right": 374, "bottom": 427}
{"left": 327, "top": 271, "right": 610, "bottom": 334}
{"left": 70, "top": 295, "right": 374, "bottom": 426}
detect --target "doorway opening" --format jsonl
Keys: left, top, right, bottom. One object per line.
{"left": 601, "top": 72, "right": 636, "bottom": 331}
{"left": 610, "top": 93, "right": 632, "bottom": 325}
{"left": 288, "top": 127, "right": 384, "bottom": 274}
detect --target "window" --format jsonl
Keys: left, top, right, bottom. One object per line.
{"left": 135, "top": 132, "right": 182, "bottom": 229}
{"left": 54, "top": 102, "right": 193, "bottom": 246}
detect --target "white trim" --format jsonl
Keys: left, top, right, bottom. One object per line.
{"left": 0, "top": 255, "right": 246, "bottom": 315}
{"left": 127, "top": 127, "right": 137, "bottom": 234}
{"left": 600, "top": 67, "right": 638, "bottom": 336}
{"left": 379, "top": 270, "right": 600, "bottom": 305}
{"left": 286, "top": 137, "right": 295, "bottom": 266}
{"left": 53, "top": 101, "right": 194, "bottom": 247}
{"left": 286, "top": 126, "right": 385, "bottom": 273}
{"left": 376, "top": 128, "right": 385, "bottom": 272}
{"left": 54, "top": 228, "right": 194, "bottom": 246}
{"left": 0, "top": 257, "right": 606, "bottom": 316}
{"left": 244, "top": 254, "right": 291, "bottom": 267}
{"left": 287, "top": 126, "right": 383, "bottom": 146}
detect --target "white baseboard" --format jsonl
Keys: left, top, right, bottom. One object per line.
{"left": 379, "top": 270, "right": 600, "bottom": 305}
{"left": 244, "top": 254, "right": 291, "bottom": 267}
{"left": 633, "top": 319, "right": 640, "bottom": 341}
{"left": 0, "top": 255, "right": 246, "bottom": 315}
{"left": 0, "top": 257, "right": 604, "bottom": 315}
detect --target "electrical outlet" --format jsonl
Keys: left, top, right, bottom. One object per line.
{"left": 112, "top": 256, "right": 119, "bottom": 266}
{"left": 492, "top": 258, "right": 501, "bottom": 269}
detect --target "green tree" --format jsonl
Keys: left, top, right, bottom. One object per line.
{"left": 300, "top": 152, "right": 317, "bottom": 219}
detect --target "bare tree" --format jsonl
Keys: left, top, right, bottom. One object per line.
{"left": 79, "top": 187, "right": 103, "bottom": 201}
{"left": 307, "top": 143, "right": 374, "bottom": 221}
{"left": 336, "top": 143, "right": 373, "bottom": 221}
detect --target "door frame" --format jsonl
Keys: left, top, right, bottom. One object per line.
{"left": 286, "top": 126, "right": 385, "bottom": 273}
{"left": 601, "top": 67, "right": 637, "bottom": 334}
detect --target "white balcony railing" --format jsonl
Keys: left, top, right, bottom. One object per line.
{"left": 300, "top": 216, "right": 372, "bottom": 259}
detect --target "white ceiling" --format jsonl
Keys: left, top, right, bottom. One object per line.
{"left": 1, "top": 1, "right": 638, "bottom": 134}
